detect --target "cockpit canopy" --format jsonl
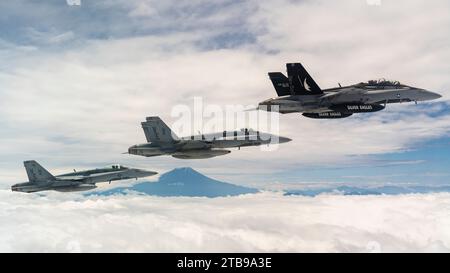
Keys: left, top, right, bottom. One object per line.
{"left": 355, "top": 78, "right": 405, "bottom": 89}
{"left": 110, "top": 164, "right": 127, "bottom": 170}
{"left": 240, "top": 128, "right": 256, "bottom": 134}
{"left": 220, "top": 128, "right": 261, "bottom": 138}
{"left": 368, "top": 79, "right": 401, "bottom": 86}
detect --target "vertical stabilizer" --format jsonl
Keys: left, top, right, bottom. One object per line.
{"left": 141, "top": 117, "right": 179, "bottom": 143}
{"left": 24, "top": 161, "right": 55, "bottom": 183}
{"left": 286, "top": 63, "right": 323, "bottom": 95}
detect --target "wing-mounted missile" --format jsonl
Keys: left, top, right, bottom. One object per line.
{"left": 302, "top": 112, "right": 353, "bottom": 119}
{"left": 329, "top": 104, "right": 385, "bottom": 114}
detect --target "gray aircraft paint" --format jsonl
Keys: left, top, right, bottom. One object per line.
{"left": 128, "top": 117, "right": 291, "bottom": 159}
{"left": 11, "top": 161, "right": 157, "bottom": 193}
{"left": 259, "top": 63, "right": 442, "bottom": 119}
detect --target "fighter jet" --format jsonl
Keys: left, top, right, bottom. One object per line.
{"left": 258, "top": 63, "right": 442, "bottom": 119}
{"left": 127, "top": 116, "right": 291, "bottom": 159}
{"left": 11, "top": 161, "right": 157, "bottom": 193}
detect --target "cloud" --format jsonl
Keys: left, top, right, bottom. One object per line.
{"left": 25, "top": 28, "right": 75, "bottom": 45}
{"left": 0, "top": 0, "right": 257, "bottom": 46}
{"left": 0, "top": 191, "right": 449, "bottom": 252}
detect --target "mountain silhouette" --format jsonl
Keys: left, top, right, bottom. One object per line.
{"left": 93, "top": 167, "right": 259, "bottom": 197}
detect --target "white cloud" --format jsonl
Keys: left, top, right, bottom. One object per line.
{"left": 24, "top": 28, "right": 75, "bottom": 45}
{"left": 0, "top": 191, "right": 449, "bottom": 252}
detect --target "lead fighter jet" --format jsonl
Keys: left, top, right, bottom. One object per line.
{"left": 258, "top": 63, "right": 442, "bottom": 119}
{"left": 127, "top": 116, "right": 291, "bottom": 159}
{"left": 11, "top": 161, "right": 157, "bottom": 193}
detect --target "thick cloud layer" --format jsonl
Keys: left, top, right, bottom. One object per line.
{"left": 1, "top": 191, "right": 449, "bottom": 252}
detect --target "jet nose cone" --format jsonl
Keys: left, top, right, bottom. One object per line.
{"left": 432, "top": 92, "right": 442, "bottom": 100}
{"left": 424, "top": 90, "right": 442, "bottom": 101}
{"left": 147, "top": 171, "right": 158, "bottom": 176}
{"left": 141, "top": 170, "right": 158, "bottom": 177}
{"left": 278, "top": 136, "right": 292, "bottom": 144}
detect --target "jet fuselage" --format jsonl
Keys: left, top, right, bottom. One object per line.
{"left": 259, "top": 63, "right": 442, "bottom": 119}
{"left": 260, "top": 84, "right": 442, "bottom": 117}
{"left": 11, "top": 162, "right": 157, "bottom": 193}
{"left": 128, "top": 123, "right": 291, "bottom": 159}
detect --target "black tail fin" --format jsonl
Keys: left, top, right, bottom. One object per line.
{"left": 286, "top": 63, "right": 322, "bottom": 95}
{"left": 268, "top": 72, "right": 291, "bottom": 96}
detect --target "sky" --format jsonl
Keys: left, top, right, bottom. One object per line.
{"left": 1, "top": 0, "right": 450, "bottom": 189}
{"left": 0, "top": 0, "right": 449, "bottom": 252}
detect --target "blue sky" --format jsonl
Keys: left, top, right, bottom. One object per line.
{"left": 273, "top": 136, "right": 450, "bottom": 187}
{"left": 0, "top": 0, "right": 449, "bottom": 188}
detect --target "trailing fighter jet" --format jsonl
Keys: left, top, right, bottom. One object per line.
{"left": 127, "top": 116, "right": 291, "bottom": 159}
{"left": 11, "top": 161, "right": 157, "bottom": 193}
{"left": 258, "top": 63, "right": 442, "bottom": 119}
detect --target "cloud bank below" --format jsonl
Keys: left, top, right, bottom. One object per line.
{"left": 1, "top": 191, "right": 449, "bottom": 252}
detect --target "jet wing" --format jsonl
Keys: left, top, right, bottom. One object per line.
{"left": 320, "top": 89, "right": 366, "bottom": 103}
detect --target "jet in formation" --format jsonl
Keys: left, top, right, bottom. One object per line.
{"left": 11, "top": 160, "right": 157, "bottom": 193}
{"left": 127, "top": 116, "right": 291, "bottom": 159}
{"left": 258, "top": 63, "right": 442, "bottom": 119}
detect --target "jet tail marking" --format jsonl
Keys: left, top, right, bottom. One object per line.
{"left": 141, "top": 116, "right": 179, "bottom": 143}
{"left": 268, "top": 72, "right": 291, "bottom": 96}
{"left": 286, "top": 63, "right": 323, "bottom": 95}
{"left": 24, "top": 160, "right": 55, "bottom": 184}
